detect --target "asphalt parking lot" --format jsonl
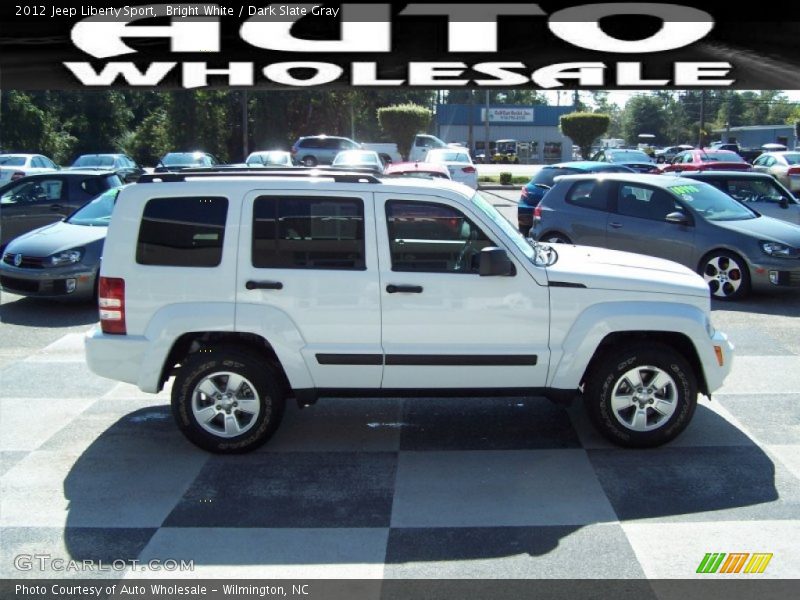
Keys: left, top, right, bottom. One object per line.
{"left": 1, "top": 193, "right": 799, "bottom": 582}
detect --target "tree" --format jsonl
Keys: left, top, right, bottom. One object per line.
{"left": 560, "top": 112, "right": 610, "bottom": 159}
{"left": 377, "top": 104, "right": 432, "bottom": 159}
{"left": 622, "top": 95, "right": 668, "bottom": 145}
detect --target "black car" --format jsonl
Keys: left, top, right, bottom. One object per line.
{"left": 0, "top": 171, "right": 123, "bottom": 250}
{"left": 154, "top": 152, "right": 219, "bottom": 173}
{"left": 590, "top": 149, "right": 659, "bottom": 174}
{"left": 69, "top": 154, "right": 145, "bottom": 183}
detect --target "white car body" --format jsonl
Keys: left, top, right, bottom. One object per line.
{"left": 0, "top": 154, "right": 59, "bottom": 183}
{"left": 84, "top": 173, "right": 733, "bottom": 451}
{"left": 245, "top": 151, "right": 293, "bottom": 167}
{"left": 423, "top": 148, "right": 479, "bottom": 189}
{"left": 359, "top": 143, "right": 402, "bottom": 164}
{"left": 408, "top": 134, "right": 449, "bottom": 162}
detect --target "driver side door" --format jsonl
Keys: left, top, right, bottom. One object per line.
{"left": 375, "top": 192, "right": 550, "bottom": 390}
{"left": 0, "top": 177, "right": 66, "bottom": 246}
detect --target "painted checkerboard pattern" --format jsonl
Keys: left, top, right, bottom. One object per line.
{"left": 1, "top": 331, "right": 799, "bottom": 582}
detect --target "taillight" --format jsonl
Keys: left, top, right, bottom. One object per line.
{"left": 10, "top": 171, "right": 25, "bottom": 181}
{"left": 788, "top": 167, "right": 800, "bottom": 175}
{"left": 533, "top": 206, "right": 542, "bottom": 221}
{"left": 462, "top": 166, "right": 476, "bottom": 173}
{"left": 98, "top": 277, "right": 126, "bottom": 335}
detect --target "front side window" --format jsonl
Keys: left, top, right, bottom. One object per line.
{"left": 252, "top": 196, "right": 365, "bottom": 270}
{"left": 136, "top": 197, "right": 228, "bottom": 266}
{"left": 724, "top": 179, "right": 795, "bottom": 205}
{"left": 386, "top": 200, "right": 496, "bottom": 273}
{"left": 1, "top": 179, "right": 63, "bottom": 204}
{"left": 617, "top": 185, "right": 679, "bottom": 221}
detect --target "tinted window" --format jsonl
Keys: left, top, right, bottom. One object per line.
{"left": 617, "top": 185, "right": 679, "bottom": 221}
{"left": 532, "top": 167, "right": 579, "bottom": 187}
{"left": 721, "top": 178, "right": 795, "bottom": 205}
{"left": 136, "top": 197, "right": 228, "bottom": 266}
{"left": 1, "top": 179, "right": 63, "bottom": 204}
{"left": 73, "top": 155, "right": 115, "bottom": 167}
{"left": 566, "top": 181, "right": 606, "bottom": 211}
{"left": 386, "top": 200, "right": 495, "bottom": 274}
{"left": 252, "top": 196, "right": 365, "bottom": 270}
{"left": 300, "top": 138, "right": 322, "bottom": 149}
{"left": 784, "top": 153, "right": 800, "bottom": 165}
{"left": 0, "top": 156, "right": 26, "bottom": 166}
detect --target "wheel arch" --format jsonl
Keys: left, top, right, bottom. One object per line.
{"left": 160, "top": 331, "right": 292, "bottom": 396}
{"left": 581, "top": 331, "right": 709, "bottom": 397}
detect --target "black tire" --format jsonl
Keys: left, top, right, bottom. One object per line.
{"left": 171, "top": 348, "right": 286, "bottom": 453}
{"left": 539, "top": 232, "right": 572, "bottom": 244}
{"left": 698, "top": 250, "right": 751, "bottom": 301}
{"left": 583, "top": 343, "right": 698, "bottom": 448}
{"left": 302, "top": 156, "right": 318, "bottom": 167}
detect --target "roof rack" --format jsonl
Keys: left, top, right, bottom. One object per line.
{"left": 138, "top": 166, "right": 382, "bottom": 184}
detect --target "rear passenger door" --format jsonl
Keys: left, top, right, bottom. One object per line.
{"left": 606, "top": 182, "right": 695, "bottom": 265}
{"left": 236, "top": 191, "right": 382, "bottom": 389}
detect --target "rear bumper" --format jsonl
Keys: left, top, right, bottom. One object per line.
{"left": 85, "top": 326, "right": 157, "bottom": 392}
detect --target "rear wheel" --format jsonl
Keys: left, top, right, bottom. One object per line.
{"left": 584, "top": 343, "right": 698, "bottom": 448}
{"left": 540, "top": 232, "right": 572, "bottom": 244}
{"left": 301, "top": 156, "right": 317, "bottom": 167}
{"left": 171, "top": 349, "right": 286, "bottom": 453}
{"left": 699, "top": 250, "right": 750, "bottom": 300}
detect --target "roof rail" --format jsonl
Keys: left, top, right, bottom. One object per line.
{"left": 138, "top": 166, "right": 382, "bottom": 184}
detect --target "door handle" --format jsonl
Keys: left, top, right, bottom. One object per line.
{"left": 386, "top": 284, "right": 423, "bottom": 294}
{"left": 246, "top": 280, "right": 283, "bottom": 290}
{"left": 609, "top": 222, "right": 623, "bottom": 229}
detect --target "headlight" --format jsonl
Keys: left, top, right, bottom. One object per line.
{"left": 48, "top": 249, "right": 83, "bottom": 266}
{"left": 760, "top": 241, "right": 800, "bottom": 258}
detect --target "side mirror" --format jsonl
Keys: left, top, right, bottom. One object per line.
{"left": 780, "top": 197, "right": 790, "bottom": 209}
{"left": 479, "top": 247, "right": 515, "bottom": 276}
{"left": 665, "top": 211, "right": 690, "bottom": 225}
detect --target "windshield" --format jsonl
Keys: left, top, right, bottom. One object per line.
{"left": 610, "top": 151, "right": 652, "bottom": 163}
{"left": 66, "top": 188, "right": 119, "bottom": 226}
{"left": 73, "top": 155, "right": 115, "bottom": 167}
{"left": 430, "top": 151, "right": 471, "bottom": 163}
{"left": 532, "top": 167, "right": 580, "bottom": 186}
{"left": 162, "top": 153, "right": 209, "bottom": 166}
{"left": 669, "top": 183, "right": 757, "bottom": 221}
{"left": 0, "top": 156, "right": 26, "bottom": 166}
{"left": 247, "top": 152, "right": 291, "bottom": 166}
{"left": 470, "top": 191, "right": 557, "bottom": 266}
{"left": 496, "top": 142, "right": 517, "bottom": 153}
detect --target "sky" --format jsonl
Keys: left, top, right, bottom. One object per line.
{"left": 543, "top": 90, "right": 800, "bottom": 108}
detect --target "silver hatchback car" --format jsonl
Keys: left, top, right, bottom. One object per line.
{"left": 532, "top": 173, "right": 800, "bottom": 300}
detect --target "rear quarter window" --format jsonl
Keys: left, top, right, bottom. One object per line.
{"left": 565, "top": 181, "right": 606, "bottom": 211}
{"left": 136, "top": 197, "right": 228, "bottom": 267}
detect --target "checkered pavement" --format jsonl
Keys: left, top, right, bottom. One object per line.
{"left": 1, "top": 329, "right": 799, "bottom": 581}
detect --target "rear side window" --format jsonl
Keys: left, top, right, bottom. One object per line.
{"left": 136, "top": 197, "right": 228, "bottom": 267}
{"left": 252, "top": 196, "right": 365, "bottom": 270}
{"left": 532, "top": 167, "right": 577, "bottom": 187}
{"left": 565, "top": 181, "right": 607, "bottom": 211}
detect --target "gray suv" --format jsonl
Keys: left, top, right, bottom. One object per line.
{"left": 532, "top": 173, "right": 800, "bottom": 300}
{"left": 290, "top": 136, "right": 360, "bottom": 166}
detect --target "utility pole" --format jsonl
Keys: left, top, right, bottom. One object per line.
{"left": 467, "top": 90, "right": 474, "bottom": 156}
{"left": 241, "top": 89, "right": 248, "bottom": 160}
{"left": 698, "top": 89, "right": 706, "bottom": 148}
{"left": 484, "top": 90, "right": 490, "bottom": 160}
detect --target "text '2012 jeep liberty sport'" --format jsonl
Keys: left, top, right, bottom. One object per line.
{"left": 85, "top": 169, "right": 733, "bottom": 453}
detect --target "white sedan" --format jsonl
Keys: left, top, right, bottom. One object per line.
{"left": 0, "top": 154, "right": 59, "bottom": 183}
{"left": 423, "top": 148, "right": 478, "bottom": 189}
{"left": 246, "top": 150, "right": 294, "bottom": 167}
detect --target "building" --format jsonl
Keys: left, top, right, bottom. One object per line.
{"left": 712, "top": 125, "right": 798, "bottom": 150}
{"left": 435, "top": 104, "right": 577, "bottom": 163}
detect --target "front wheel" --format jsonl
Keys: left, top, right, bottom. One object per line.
{"left": 171, "top": 349, "right": 286, "bottom": 453}
{"left": 301, "top": 156, "right": 318, "bottom": 167}
{"left": 699, "top": 251, "right": 750, "bottom": 300}
{"left": 583, "top": 343, "right": 698, "bottom": 448}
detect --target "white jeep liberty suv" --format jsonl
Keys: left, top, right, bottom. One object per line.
{"left": 85, "top": 169, "right": 733, "bottom": 453}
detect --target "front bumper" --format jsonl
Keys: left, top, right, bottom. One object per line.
{"left": 0, "top": 261, "right": 97, "bottom": 299}
{"left": 704, "top": 330, "right": 734, "bottom": 395}
{"left": 748, "top": 257, "right": 800, "bottom": 291}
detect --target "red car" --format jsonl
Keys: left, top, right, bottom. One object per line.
{"left": 661, "top": 149, "right": 752, "bottom": 173}
{"left": 383, "top": 161, "right": 451, "bottom": 180}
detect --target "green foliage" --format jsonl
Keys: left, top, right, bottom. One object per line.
{"left": 124, "top": 109, "right": 171, "bottom": 165}
{"left": 622, "top": 96, "right": 667, "bottom": 145}
{"left": 377, "top": 104, "right": 433, "bottom": 159}
{"left": 499, "top": 172, "right": 513, "bottom": 185}
{"left": 560, "top": 112, "right": 610, "bottom": 159}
